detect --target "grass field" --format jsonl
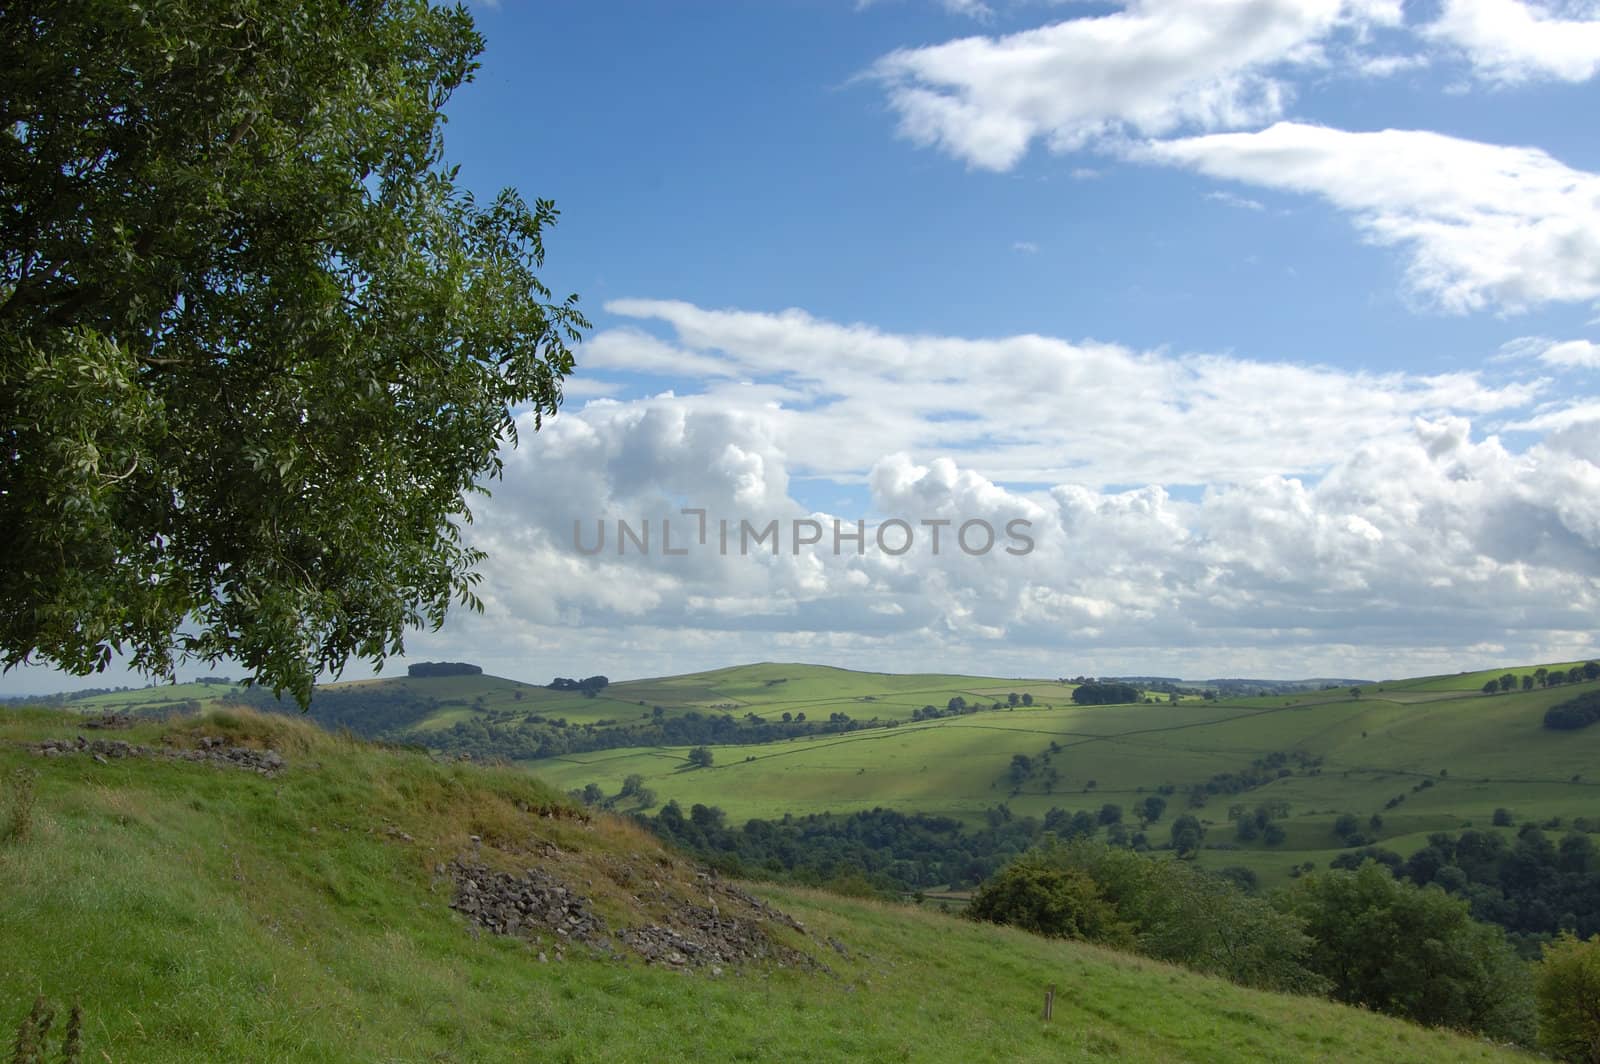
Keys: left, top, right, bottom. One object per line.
{"left": 527, "top": 670, "right": 1600, "bottom": 887}
{"left": 62, "top": 663, "right": 1089, "bottom": 733}
{"left": 24, "top": 660, "right": 1600, "bottom": 892}
{"left": 0, "top": 707, "right": 1529, "bottom": 1062}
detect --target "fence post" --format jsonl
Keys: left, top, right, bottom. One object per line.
{"left": 1043, "top": 983, "right": 1055, "bottom": 1021}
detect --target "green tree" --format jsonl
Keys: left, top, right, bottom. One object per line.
{"left": 1, "top": 0, "right": 587, "bottom": 705}
{"left": 1170, "top": 814, "right": 1205, "bottom": 858}
{"left": 1277, "top": 862, "right": 1534, "bottom": 1042}
{"left": 966, "top": 859, "right": 1129, "bottom": 944}
{"left": 687, "top": 746, "right": 714, "bottom": 769}
{"left": 1536, "top": 933, "right": 1600, "bottom": 1063}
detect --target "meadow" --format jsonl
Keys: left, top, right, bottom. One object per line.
{"left": 39, "top": 660, "right": 1600, "bottom": 890}
{"left": 526, "top": 666, "right": 1600, "bottom": 887}
{"left": 0, "top": 706, "right": 1530, "bottom": 1063}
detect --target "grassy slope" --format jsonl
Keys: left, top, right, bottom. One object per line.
{"left": 530, "top": 676, "right": 1600, "bottom": 886}
{"left": 0, "top": 708, "right": 1524, "bottom": 1063}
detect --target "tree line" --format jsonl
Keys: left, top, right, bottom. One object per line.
{"left": 967, "top": 839, "right": 1600, "bottom": 1055}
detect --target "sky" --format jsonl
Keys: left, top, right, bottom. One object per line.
{"left": 8, "top": 0, "right": 1600, "bottom": 694}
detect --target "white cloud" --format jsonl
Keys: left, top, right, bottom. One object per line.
{"left": 1204, "top": 190, "right": 1265, "bottom": 210}
{"left": 1541, "top": 339, "right": 1600, "bottom": 368}
{"left": 1354, "top": 52, "right": 1430, "bottom": 77}
{"left": 1423, "top": 0, "right": 1600, "bottom": 83}
{"left": 387, "top": 302, "right": 1600, "bottom": 680}
{"left": 1137, "top": 122, "right": 1600, "bottom": 313}
{"left": 428, "top": 393, "right": 1600, "bottom": 683}
{"left": 12, "top": 302, "right": 1595, "bottom": 688}
{"left": 941, "top": 0, "right": 994, "bottom": 18}
{"left": 868, "top": 0, "right": 1402, "bottom": 169}
{"left": 857, "top": 0, "right": 994, "bottom": 17}
{"left": 1012, "top": 239, "right": 1040, "bottom": 252}
{"left": 591, "top": 299, "right": 1536, "bottom": 486}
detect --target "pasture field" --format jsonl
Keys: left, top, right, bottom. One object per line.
{"left": 0, "top": 706, "right": 1519, "bottom": 1063}
{"left": 529, "top": 673, "right": 1600, "bottom": 887}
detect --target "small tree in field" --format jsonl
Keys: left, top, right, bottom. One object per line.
{"left": 686, "top": 746, "right": 714, "bottom": 769}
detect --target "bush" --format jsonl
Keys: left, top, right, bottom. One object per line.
{"left": 966, "top": 861, "right": 1128, "bottom": 944}
{"left": 1537, "top": 933, "right": 1600, "bottom": 1062}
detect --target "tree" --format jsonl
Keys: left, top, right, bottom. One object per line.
{"left": 1500, "top": 673, "right": 1518, "bottom": 693}
{"left": 687, "top": 746, "right": 714, "bottom": 769}
{"left": 966, "top": 860, "right": 1128, "bottom": 943}
{"left": 1138, "top": 795, "right": 1167, "bottom": 825}
{"left": 0, "top": 0, "right": 587, "bottom": 705}
{"left": 1278, "top": 862, "right": 1534, "bottom": 1042}
{"left": 1536, "top": 933, "right": 1600, "bottom": 1063}
{"left": 1170, "top": 814, "right": 1205, "bottom": 858}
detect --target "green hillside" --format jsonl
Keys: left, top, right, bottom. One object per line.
{"left": 530, "top": 671, "right": 1600, "bottom": 888}
{"left": 0, "top": 707, "right": 1528, "bottom": 1062}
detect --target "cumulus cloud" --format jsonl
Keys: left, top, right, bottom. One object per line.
{"left": 361, "top": 300, "right": 1600, "bottom": 682}
{"left": 867, "top": 0, "right": 1402, "bottom": 169}
{"left": 1136, "top": 122, "right": 1600, "bottom": 313}
{"left": 1423, "top": 0, "right": 1600, "bottom": 83}
{"left": 594, "top": 298, "right": 1537, "bottom": 486}
{"left": 432, "top": 404, "right": 1600, "bottom": 682}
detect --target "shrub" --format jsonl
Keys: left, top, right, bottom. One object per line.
{"left": 1537, "top": 933, "right": 1600, "bottom": 1063}
{"left": 966, "top": 861, "right": 1128, "bottom": 944}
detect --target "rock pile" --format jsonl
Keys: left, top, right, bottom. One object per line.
{"left": 30, "top": 735, "right": 286, "bottom": 776}
{"left": 448, "top": 859, "right": 819, "bottom": 971}
{"left": 81, "top": 713, "right": 135, "bottom": 730}
{"left": 450, "top": 862, "right": 608, "bottom": 946}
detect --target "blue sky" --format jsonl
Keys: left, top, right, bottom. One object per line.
{"left": 7, "top": 0, "right": 1600, "bottom": 694}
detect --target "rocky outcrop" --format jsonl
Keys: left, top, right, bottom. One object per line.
{"left": 29, "top": 735, "right": 286, "bottom": 776}
{"left": 447, "top": 859, "right": 819, "bottom": 972}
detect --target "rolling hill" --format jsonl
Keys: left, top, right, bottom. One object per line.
{"left": 0, "top": 706, "right": 1530, "bottom": 1062}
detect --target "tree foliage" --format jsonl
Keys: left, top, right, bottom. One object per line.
{"left": 966, "top": 861, "right": 1129, "bottom": 944}
{"left": 1, "top": 0, "right": 586, "bottom": 704}
{"left": 972, "top": 839, "right": 1321, "bottom": 993}
{"left": 1071, "top": 682, "right": 1140, "bottom": 706}
{"left": 1546, "top": 691, "right": 1600, "bottom": 731}
{"left": 1277, "top": 862, "right": 1534, "bottom": 1042}
{"left": 1536, "top": 933, "right": 1600, "bottom": 1063}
